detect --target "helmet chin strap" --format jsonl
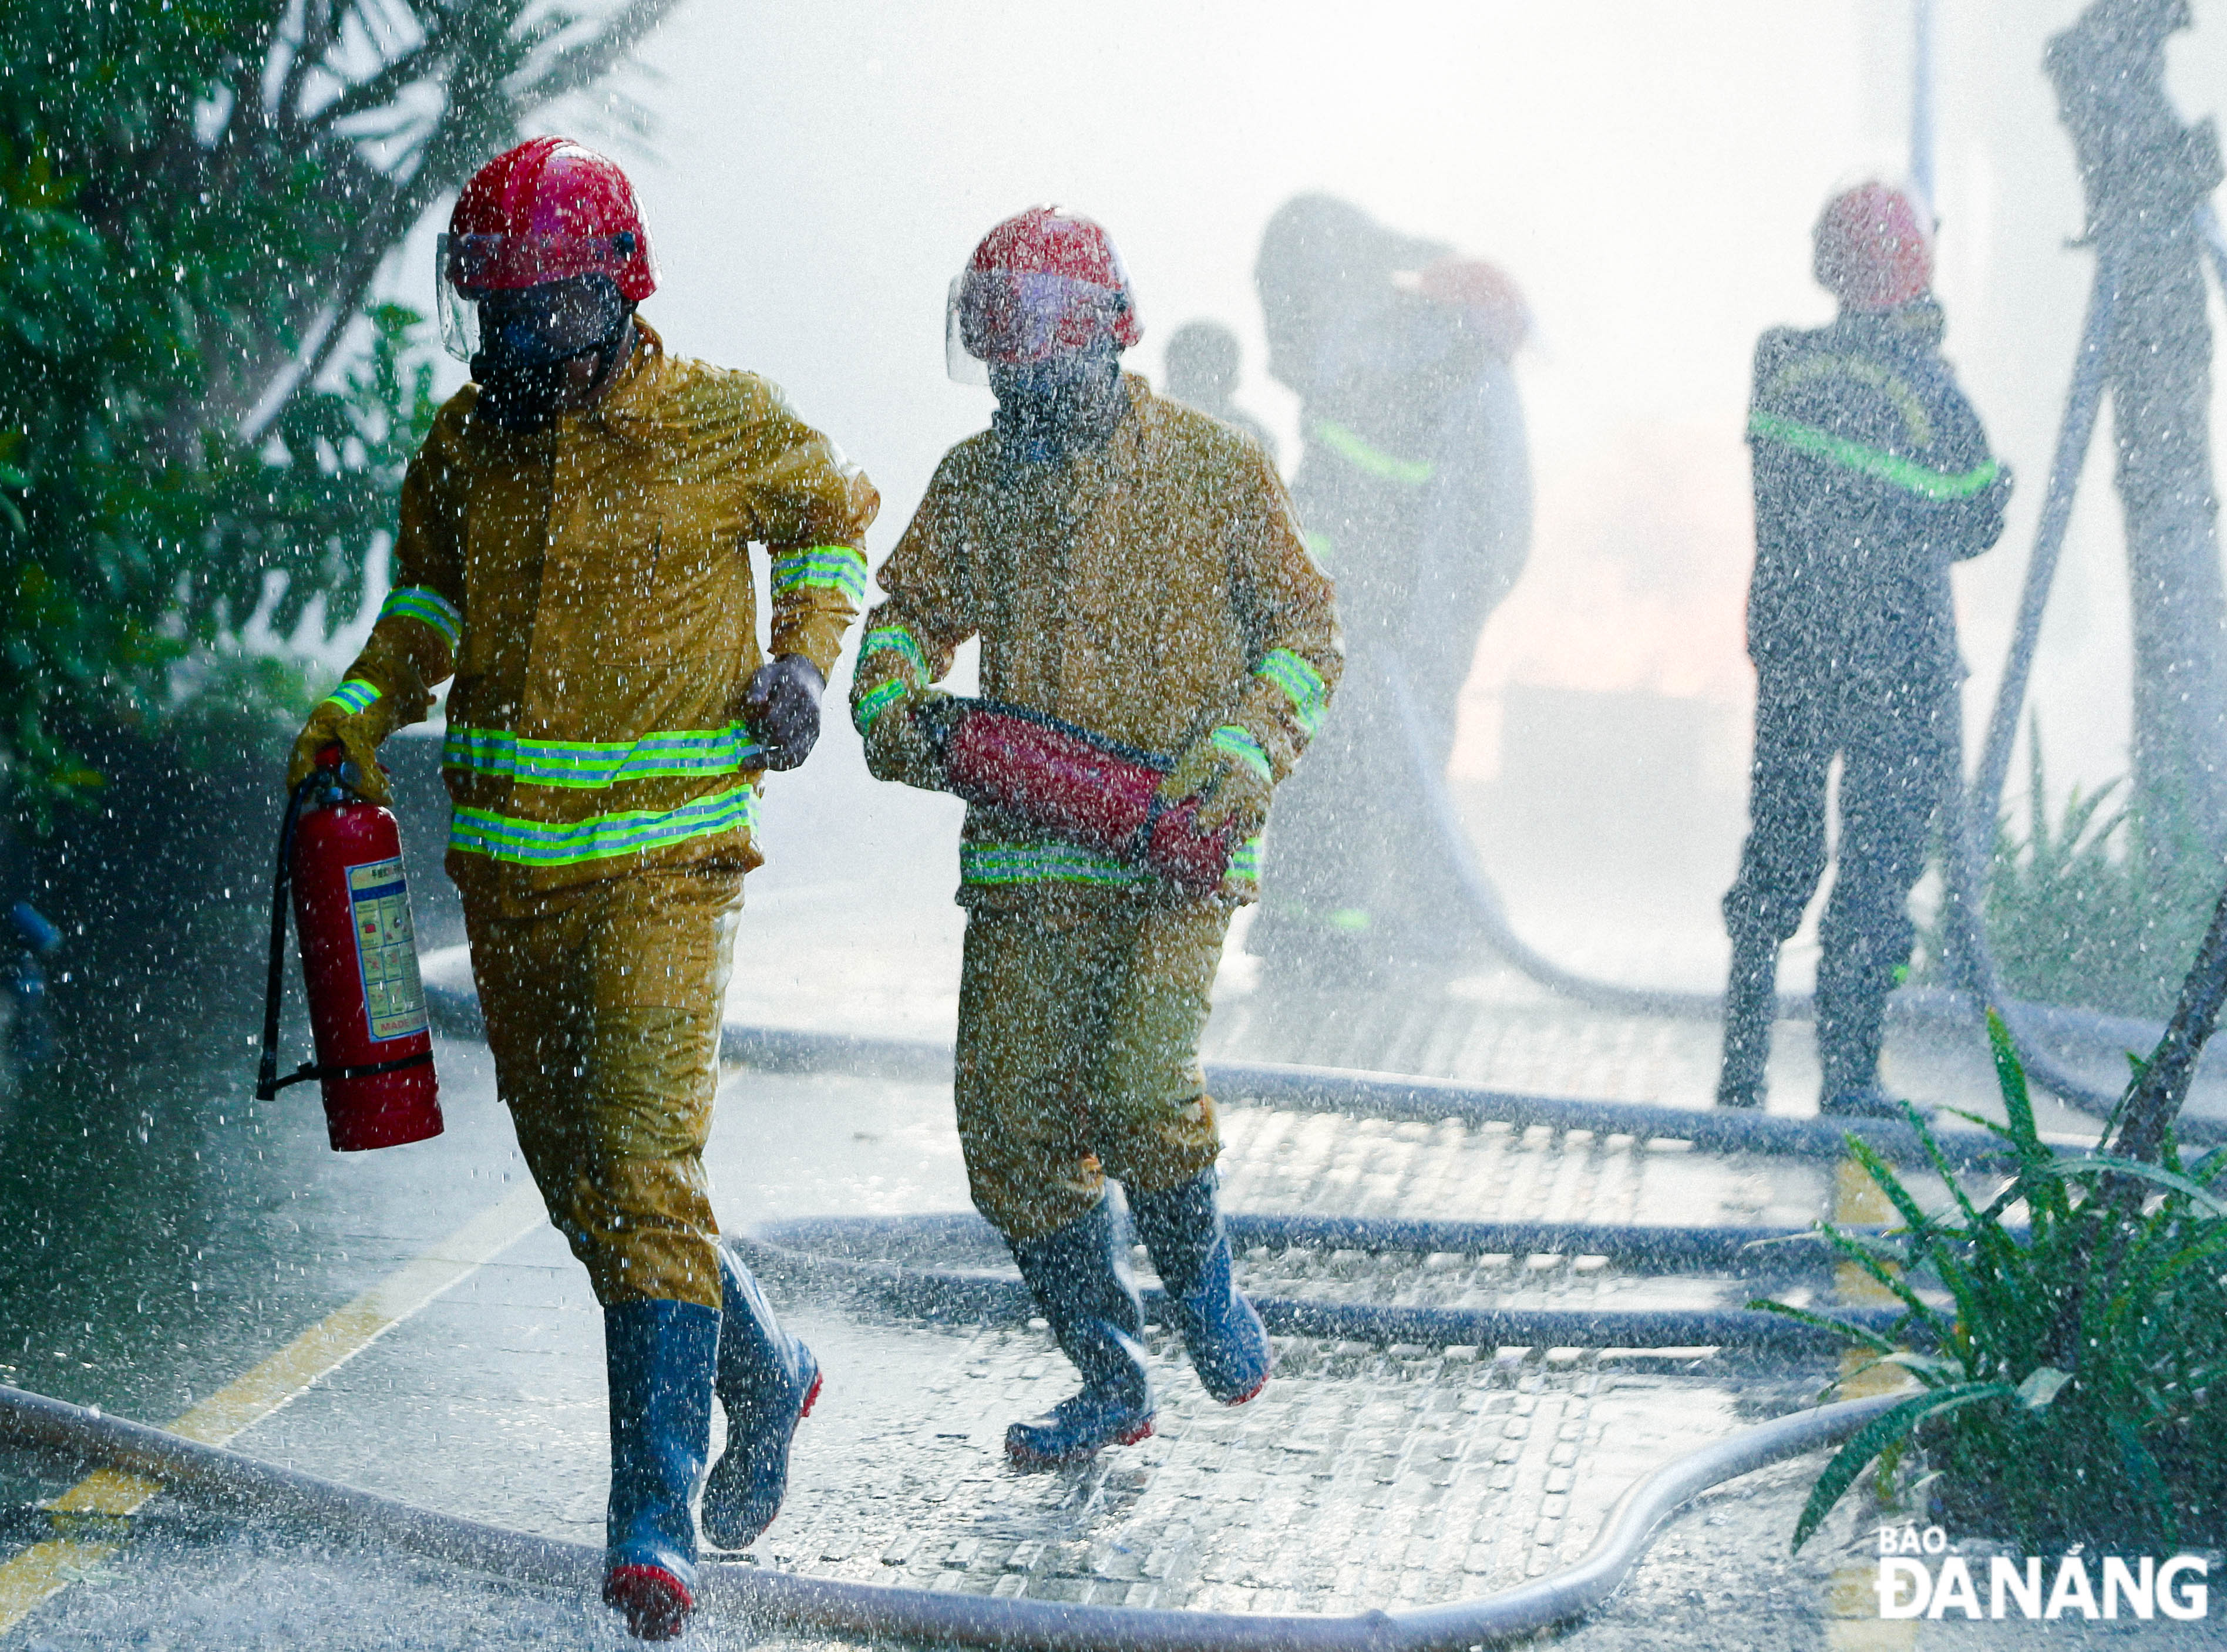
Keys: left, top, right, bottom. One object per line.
{"left": 472, "top": 309, "right": 637, "bottom": 433}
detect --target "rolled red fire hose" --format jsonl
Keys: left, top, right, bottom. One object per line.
{"left": 919, "top": 699, "right": 1237, "bottom": 893}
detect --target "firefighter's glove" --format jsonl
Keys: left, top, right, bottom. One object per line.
{"left": 744, "top": 654, "right": 825, "bottom": 771}
{"left": 862, "top": 686, "right": 954, "bottom": 792}
{"left": 1159, "top": 726, "right": 1273, "bottom": 840}
{"left": 287, "top": 684, "right": 415, "bottom": 808}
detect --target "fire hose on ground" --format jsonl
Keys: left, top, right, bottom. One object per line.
{"left": 0, "top": 933, "right": 2088, "bottom": 1638}
{"left": 0, "top": 1380, "right": 1897, "bottom": 1651}
{"left": 730, "top": 1210, "right": 1909, "bottom": 1354}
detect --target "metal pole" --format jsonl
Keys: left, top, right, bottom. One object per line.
{"left": 1967, "top": 248, "right": 2120, "bottom": 832}
{"left": 1910, "top": 0, "right": 1937, "bottom": 213}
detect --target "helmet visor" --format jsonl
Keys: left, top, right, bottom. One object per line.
{"left": 436, "top": 235, "right": 635, "bottom": 362}
{"left": 947, "top": 267, "right": 1121, "bottom": 381}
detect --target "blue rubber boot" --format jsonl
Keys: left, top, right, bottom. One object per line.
{"left": 1005, "top": 1197, "right": 1154, "bottom": 1468}
{"left": 701, "top": 1243, "right": 821, "bottom": 1550}
{"left": 1129, "top": 1170, "right": 1271, "bottom": 1405}
{"left": 601, "top": 1300, "right": 718, "bottom": 1641}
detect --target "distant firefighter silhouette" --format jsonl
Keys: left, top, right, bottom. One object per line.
{"left": 1163, "top": 319, "right": 1279, "bottom": 463}
{"left": 1247, "top": 193, "right": 1533, "bottom": 986}
{"left": 1718, "top": 183, "right": 2012, "bottom": 1118}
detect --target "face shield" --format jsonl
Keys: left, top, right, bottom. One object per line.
{"left": 437, "top": 233, "right": 640, "bottom": 362}
{"left": 946, "top": 267, "right": 1125, "bottom": 385}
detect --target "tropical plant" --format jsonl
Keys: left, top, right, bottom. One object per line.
{"left": 1915, "top": 723, "right": 2220, "bottom": 1021}
{"left": 0, "top": 0, "right": 675, "bottom": 819}
{"left": 1759, "top": 891, "right": 2227, "bottom": 1553}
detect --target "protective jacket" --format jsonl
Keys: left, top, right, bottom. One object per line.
{"left": 327, "top": 322, "right": 879, "bottom": 899}
{"left": 1251, "top": 292, "right": 1528, "bottom": 968}
{"left": 1745, "top": 305, "right": 2008, "bottom": 695}
{"left": 851, "top": 374, "right": 1341, "bottom": 907}
{"left": 1289, "top": 295, "right": 1530, "bottom": 711}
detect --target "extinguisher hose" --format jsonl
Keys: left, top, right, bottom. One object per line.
{"left": 254, "top": 775, "right": 431, "bottom": 1102}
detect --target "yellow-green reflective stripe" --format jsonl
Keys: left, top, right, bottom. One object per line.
{"left": 379, "top": 586, "right": 462, "bottom": 650}
{"left": 442, "top": 725, "right": 763, "bottom": 789}
{"left": 1313, "top": 420, "right": 1435, "bottom": 485}
{"left": 1762, "top": 355, "right": 1934, "bottom": 448}
{"left": 1227, "top": 836, "right": 1261, "bottom": 881}
{"left": 959, "top": 842, "right": 1150, "bottom": 887}
{"left": 321, "top": 679, "right": 381, "bottom": 715}
{"left": 1302, "top": 530, "right": 1335, "bottom": 568}
{"left": 1254, "top": 649, "right": 1327, "bottom": 737}
{"left": 853, "top": 678, "right": 910, "bottom": 735}
{"left": 449, "top": 787, "right": 758, "bottom": 867}
{"left": 1747, "top": 411, "right": 2001, "bottom": 501}
{"left": 859, "top": 626, "right": 929, "bottom": 684}
{"left": 1210, "top": 725, "right": 1272, "bottom": 781}
{"left": 772, "top": 546, "right": 869, "bottom": 601}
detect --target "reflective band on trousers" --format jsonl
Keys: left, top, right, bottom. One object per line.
{"left": 852, "top": 677, "right": 911, "bottom": 735}
{"left": 961, "top": 843, "right": 1152, "bottom": 888}
{"left": 1254, "top": 649, "right": 1328, "bottom": 737}
{"left": 1747, "top": 411, "right": 2002, "bottom": 501}
{"left": 321, "top": 679, "right": 381, "bottom": 716}
{"left": 1312, "top": 420, "right": 1435, "bottom": 485}
{"left": 858, "top": 625, "right": 930, "bottom": 684}
{"left": 1210, "top": 725, "right": 1272, "bottom": 780}
{"left": 442, "top": 724, "right": 765, "bottom": 789}
{"left": 378, "top": 586, "right": 463, "bottom": 651}
{"left": 771, "top": 545, "right": 869, "bottom": 603}
{"left": 449, "top": 785, "right": 758, "bottom": 866}
{"left": 960, "top": 836, "right": 1264, "bottom": 887}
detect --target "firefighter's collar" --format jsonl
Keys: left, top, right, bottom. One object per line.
{"left": 577, "top": 317, "right": 664, "bottom": 428}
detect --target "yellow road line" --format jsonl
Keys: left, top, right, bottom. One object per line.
{"left": 0, "top": 1183, "right": 547, "bottom": 1635}
{"left": 1824, "top": 1153, "right": 1920, "bottom": 1650}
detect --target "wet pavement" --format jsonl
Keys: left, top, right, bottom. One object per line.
{"left": 0, "top": 756, "right": 2208, "bottom": 1647}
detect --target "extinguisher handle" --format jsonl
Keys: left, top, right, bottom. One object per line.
{"left": 255, "top": 775, "right": 325, "bottom": 1102}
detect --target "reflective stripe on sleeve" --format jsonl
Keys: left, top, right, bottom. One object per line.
{"left": 1312, "top": 420, "right": 1435, "bottom": 485}
{"left": 959, "top": 842, "right": 1152, "bottom": 889}
{"left": 1254, "top": 649, "right": 1328, "bottom": 738}
{"left": 1227, "top": 836, "right": 1261, "bottom": 883}
{"left": 772, "top": 546, "right": 870, "bottom": 603}
{"left": 442, "top": 724, "right": 764, "bottom": 789}
{"left": 449, "top": 786, "right": 758, "bottom": 867}
{"left": 1209, "top": 725, "right": 1273, "bottom": 781}
{"left": 1747, "top": 411, "right": 2002, "bottom": 501}
{"left": 378, "top": 586, "right": 463, "bottom": 651}
{"left": 320, "top": 679, "right": 381, "bottom": 716}
{"left": 858, "top": 625, "right": 930, "bottom": 684}
{"left": 852, "top": 677, "right": 911, "bottom": 735}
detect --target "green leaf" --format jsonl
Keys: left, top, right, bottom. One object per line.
{"left": 2030, "top": 1154, "right": 2227, "bottom": 1217}
{"left": 1790, "top": 1385, "right": 2018, "bottom": 1553}
{"left": 2014, "top": 1366, "right": 2071, "bottom": 1409}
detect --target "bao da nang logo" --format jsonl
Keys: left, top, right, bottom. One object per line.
{"left": 1875, "top": 1526, "right": 2209, "bottom": 1621}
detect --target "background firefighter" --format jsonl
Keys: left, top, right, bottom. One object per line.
{"left": 286, "top": 138, "right": 879, "bottom": 1641}
{"left": 1246, "top": 194, "right": 1534, "bottom": 988}
{"left": 851, "top": 206, "right": 1342, "bottom": 1469}
{"left": 1163, "top": 318, "right": 1279, "bottom": 463}
{"left": 1717, "top": 183, "right": 2012, "bottom": 1119}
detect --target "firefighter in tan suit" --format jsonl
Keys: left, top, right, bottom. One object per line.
{"left": 852, "top": 207, "right": 1341, "bottom": 1468}
{"left": 288, "top": 140, "right": 876, "bottom": 1640}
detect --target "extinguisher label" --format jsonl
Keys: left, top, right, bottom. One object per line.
{"left": 346, "top": 857, "right": 429, "bottom": 1042}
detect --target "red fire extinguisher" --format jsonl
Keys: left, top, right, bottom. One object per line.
{"left": 255, "top": 749, "right": 442, "bottom": 1151}
{"left": 920, "top": 699, "right": 1239, "bottom": 893}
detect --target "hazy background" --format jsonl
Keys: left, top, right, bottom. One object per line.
{"left": 379, "top": 0, "right": 2227, "bottom": 980}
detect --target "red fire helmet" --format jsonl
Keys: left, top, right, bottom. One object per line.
{"left": 436, "top": 137, "right": 657, "bottom": 360}
{"left": 947, "top": 206, "right": 1142, "bottom": 383}
{"left": 1812, "top": 183, "right": 1933, "bottom": 311}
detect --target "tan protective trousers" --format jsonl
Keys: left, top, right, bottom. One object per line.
{"left": 465, "top": 867, "right": 744, "bottom": 1310}
{"left": 955, "top": 901, "right": 1229, "bottom": 1241}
